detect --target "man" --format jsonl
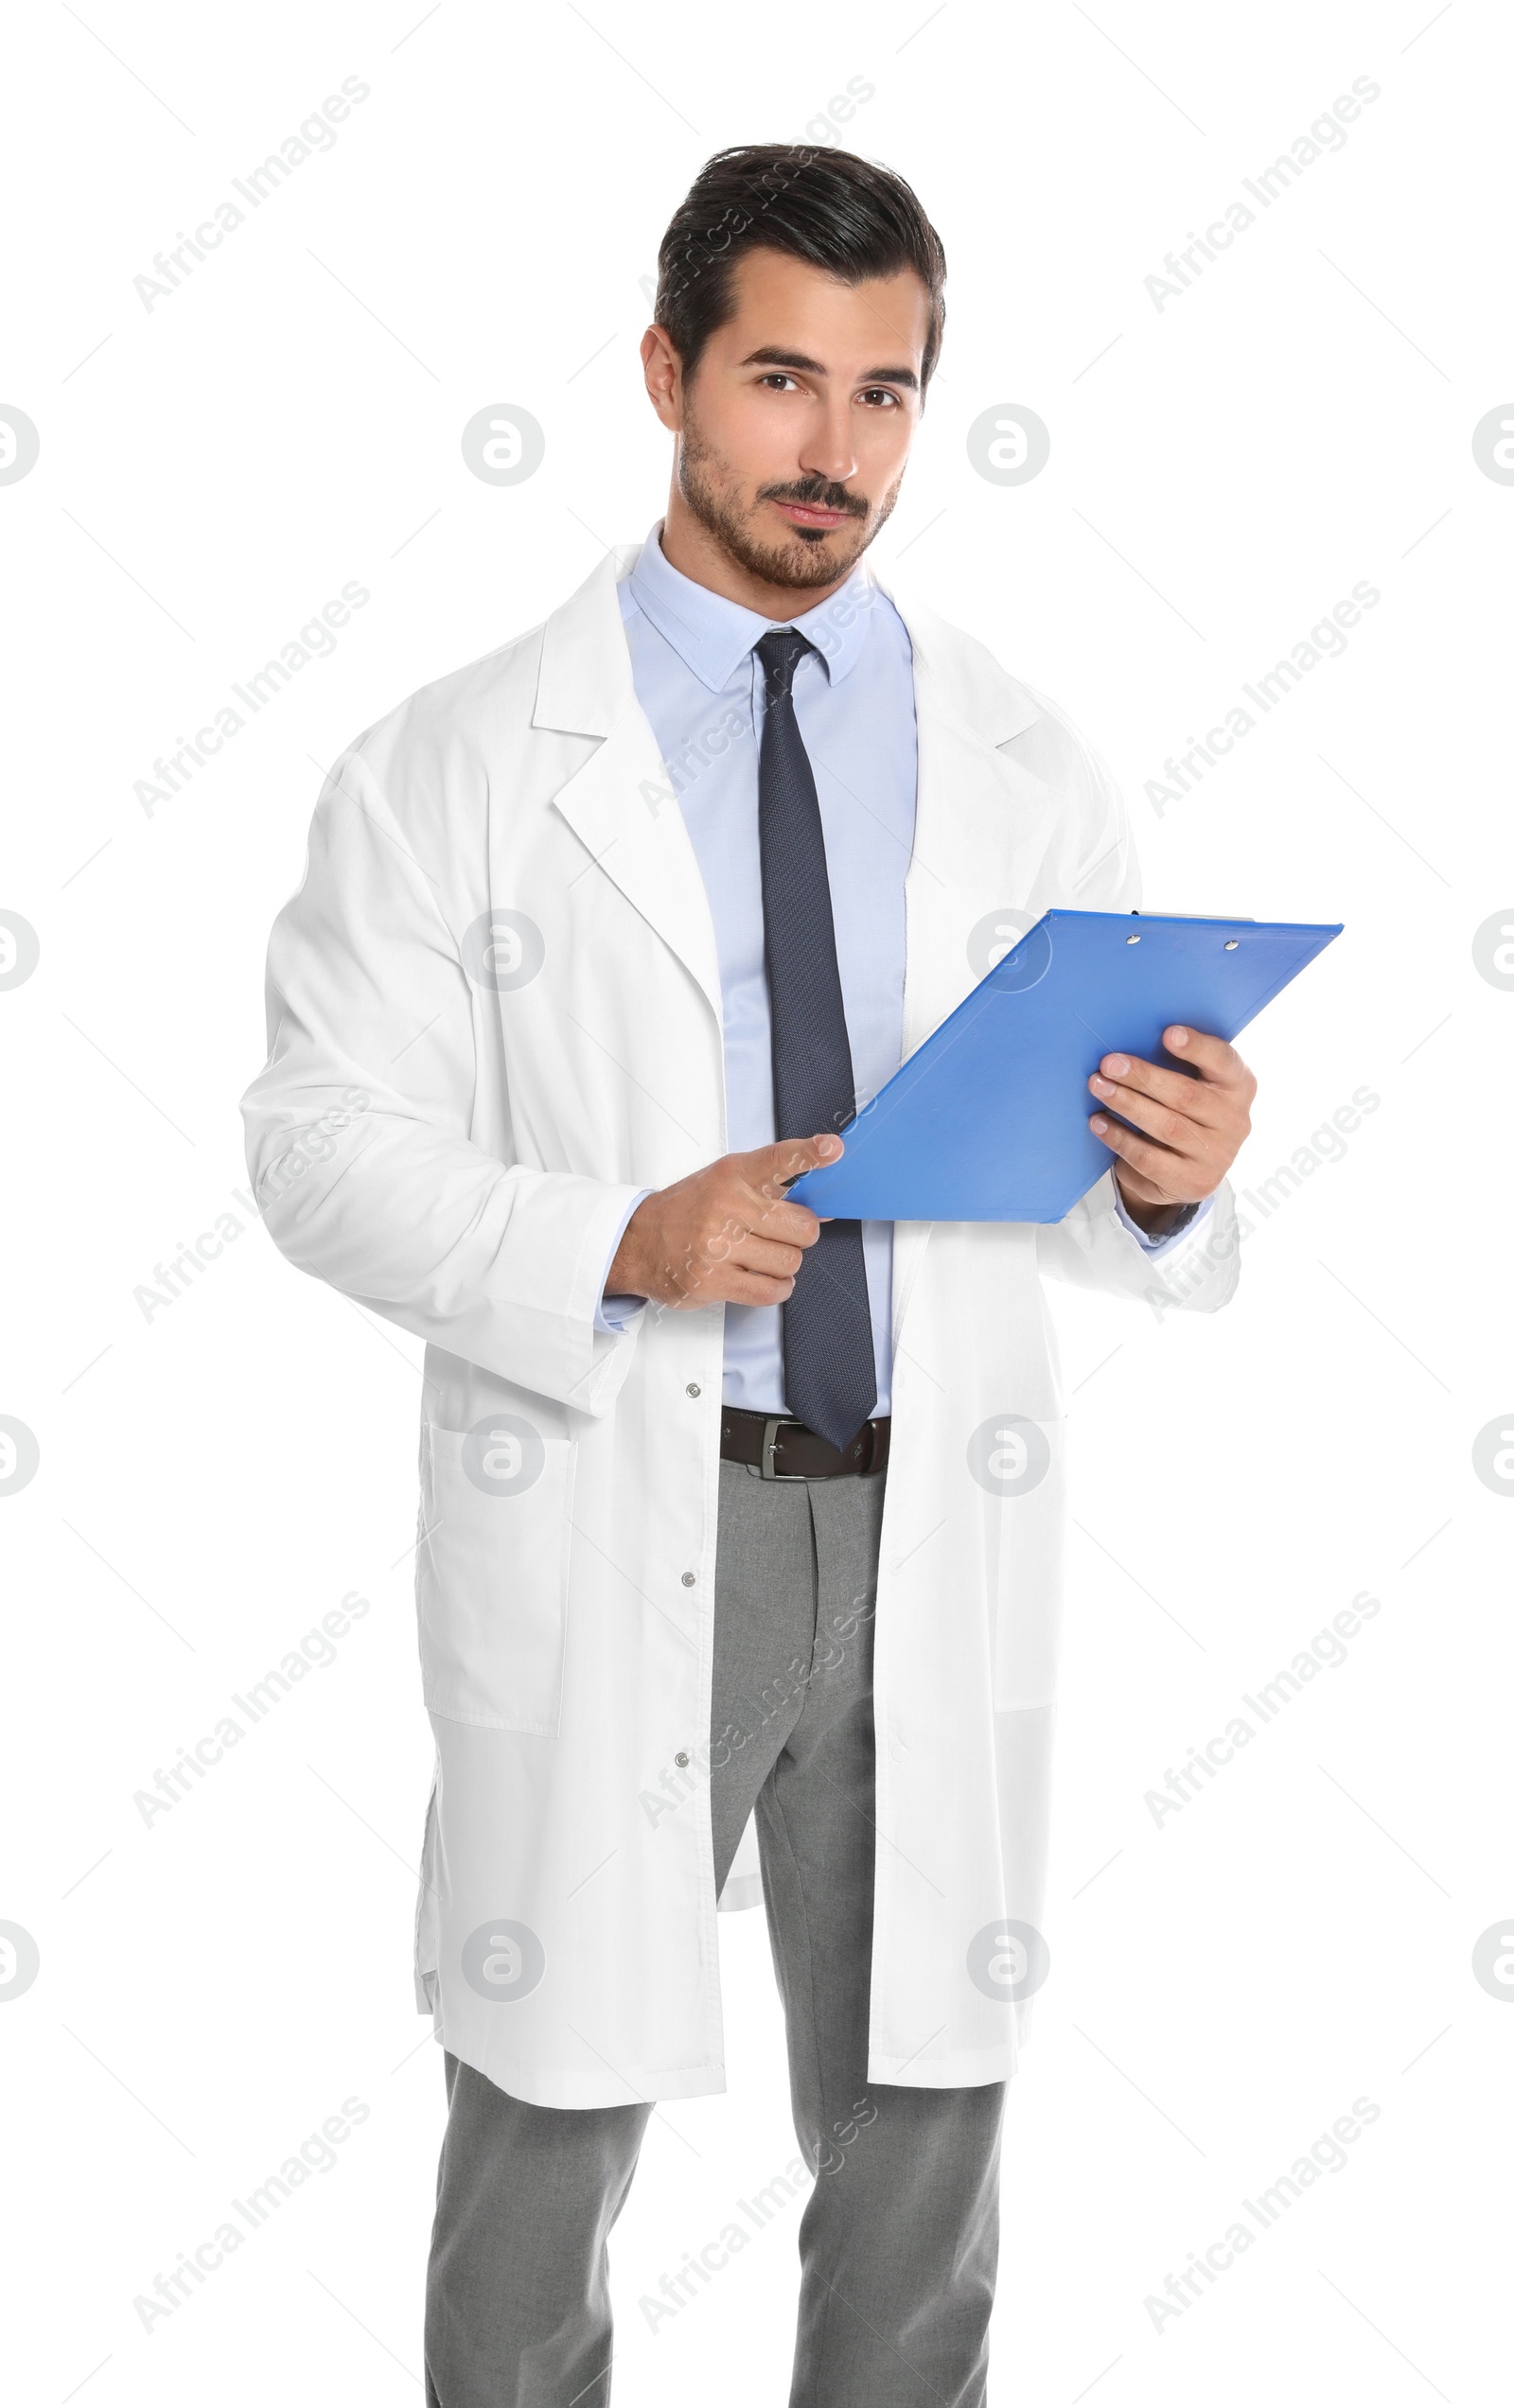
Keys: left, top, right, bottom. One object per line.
{"left": 241, "top": 145, "right": 1253, "bottom": 2407}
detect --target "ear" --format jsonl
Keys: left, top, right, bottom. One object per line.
{"left": 641, "top": 324, "right": 684, "bottom": 432}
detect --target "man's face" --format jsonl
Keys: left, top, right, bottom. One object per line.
{"left": 658, "top": 247, "right": 931, "bottom": 592}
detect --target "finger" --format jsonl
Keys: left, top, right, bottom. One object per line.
{"left": 660, "top": 1249, "right": 799, "bottom": 1309}
{"left": 723, "top": 1231, "right": 807, "bottom": 1280}
{"left": 749, "top": 1132, "right": 846, "bottom": 1194}
{"left": 1091, "top": 1050, "right": 1230, "bottom": 1130}
{"left": 708, "top": 1268, "right": 801, "bottom": 1307}
{"left": 736, "top": 1185, "right": 823, "bottom": 1247}
{"left": 1160, "top": 1027, "right": 1254, "bottom": 1093}
{"left": 668, "top": 1270, "right": 798, "bottom": 1309}
{"left": 668, "top": 1210, "right": 808, "bottom": 1280}
{"left": 689, "top": 1215, "right": 801, "bottom": 1274}
{"left": 1088, "top": 1111, "right": 1188, "bottom": 1199}
{"left": 1087, "top": 1071, "right": 1223, "bottom": 1158}
{"left": 1110, "top": 1164, "right": 1169, "bottom": 1209}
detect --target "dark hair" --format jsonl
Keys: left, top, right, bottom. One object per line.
{"left": 655, "top": 144, "right": 947, "bottom": 392}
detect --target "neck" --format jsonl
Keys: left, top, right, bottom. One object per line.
{"left": 658, "top": 487, "right": 858, "bottom": 621}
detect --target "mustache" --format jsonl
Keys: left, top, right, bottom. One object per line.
{"left": 758, "top": 475, "right": 869, "bottom": 518}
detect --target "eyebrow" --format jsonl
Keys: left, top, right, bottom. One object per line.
{"left": 738, "top": 344, "right": 919, "bottom": 391}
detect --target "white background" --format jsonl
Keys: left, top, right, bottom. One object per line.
{"left": 3, "top": 2, "right": 1509, "bottom": 2401}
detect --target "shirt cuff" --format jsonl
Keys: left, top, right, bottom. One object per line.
{"left": 593, "top": 1187, "right": 654, "bottom": 1333}
{"left": 1111, "top": 1183, "right": 1215, "bottom": 1257}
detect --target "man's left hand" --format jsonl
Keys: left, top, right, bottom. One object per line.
{"left": 1087, "top": 1025, "right": 1256, "bottom": 1238}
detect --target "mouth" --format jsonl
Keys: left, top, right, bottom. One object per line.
{"left": 769, "top": 499, "right": 857, "bottom": 531}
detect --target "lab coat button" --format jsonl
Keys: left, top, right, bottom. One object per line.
{"left": 686, "top": 1382, "right": 701, "bottom": 1397}
{"left": 681, "top": 1572, "right": 695, "bottom": 1587}
{"left": 675, "top": 1751, "right": 690, "bottom": 1767}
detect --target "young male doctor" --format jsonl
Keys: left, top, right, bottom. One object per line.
{"left": 241, "top": 143, "right": 1255, "bottom": 2408}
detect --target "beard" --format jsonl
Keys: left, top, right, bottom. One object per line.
{"left": 676, "top": 408, "right": 901, "bottom": 592}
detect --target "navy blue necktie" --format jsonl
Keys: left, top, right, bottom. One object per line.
{"left": 755, "top": 627, "right": 877, "bottom": 1453}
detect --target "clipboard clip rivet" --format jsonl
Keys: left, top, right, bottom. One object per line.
{"left": 1224, "top": 939, "right": 1239, "bottom": 950}
{"left": 1125, "top": 933, "right": 1140, "bottom": 944}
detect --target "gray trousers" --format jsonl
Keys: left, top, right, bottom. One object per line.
{"left": 424, "top": 1457, "right": 1005, "bottom": 2406}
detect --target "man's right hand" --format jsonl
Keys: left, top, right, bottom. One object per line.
{"left": 606, "top": 1134, "right": 843, "bottom": 1310}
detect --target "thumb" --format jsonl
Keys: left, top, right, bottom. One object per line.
{"left": 766, "top": 1131, "right": 844, "bottom": 1191}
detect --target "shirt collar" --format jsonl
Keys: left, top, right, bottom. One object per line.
{"left": 626, "top": 519, "right": 879, "bottom": 694}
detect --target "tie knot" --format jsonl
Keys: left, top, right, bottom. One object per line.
{"left": 756, "top": 626, "right": 814, "bottom": 701}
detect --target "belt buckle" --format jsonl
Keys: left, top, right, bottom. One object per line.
{"left": 760, "top": 1416, "right": 808, "bottom": 1481}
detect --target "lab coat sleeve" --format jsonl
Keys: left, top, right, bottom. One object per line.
{"left": 1030, "top": 708, "right": 1241, "bottom": 1315}
{"left": 1039, "top": 1166, "right": 1241, "bottom": 1313}
{"left": 1111, "top": 1187, "right": 1214, "bottom": 1256}
{"left": 594, "top": 1189, "right": 653, "bottom": 1334}
{"left": 239, "top": 752, "right": 646, "bottom": 1413}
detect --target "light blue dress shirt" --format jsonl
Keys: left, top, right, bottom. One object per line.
{"left": 595, "top": 522, "right": 1207, "bottom": 1415}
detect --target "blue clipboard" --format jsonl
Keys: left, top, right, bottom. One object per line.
{"left": 785, "top": 908, "right": 1343, "bottom": 1222}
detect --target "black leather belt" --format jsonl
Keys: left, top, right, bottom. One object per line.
{"left": 720, "top": 1405, "right": 890, "bottom": 1481}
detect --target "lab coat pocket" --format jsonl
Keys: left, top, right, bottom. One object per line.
{"left": 415, "top": 1408, "right": 576, "bottom": 1734}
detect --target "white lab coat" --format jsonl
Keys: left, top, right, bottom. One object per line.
{"left": 240, "top": 540, "right": 1240, "bottom": 2109}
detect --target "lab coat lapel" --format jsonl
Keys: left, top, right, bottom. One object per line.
{"left": 879, "top": 580, "right": 1053, "bottom": 1047}
{"left": 538, "top": 547, "right": 724, "bottom": 1025}
{"left": 868, "top": 573, "right": 1053, "bottom": 1340}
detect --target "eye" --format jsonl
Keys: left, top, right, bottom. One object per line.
{"left": 859, "top": 387, "right": 901, "bottom": 409}
{"left": 758, "top": 373, "right": 801, "bottom": 391}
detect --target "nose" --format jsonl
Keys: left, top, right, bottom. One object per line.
{"left": 796, "top": 392, "right": 857, "bottom": 491}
